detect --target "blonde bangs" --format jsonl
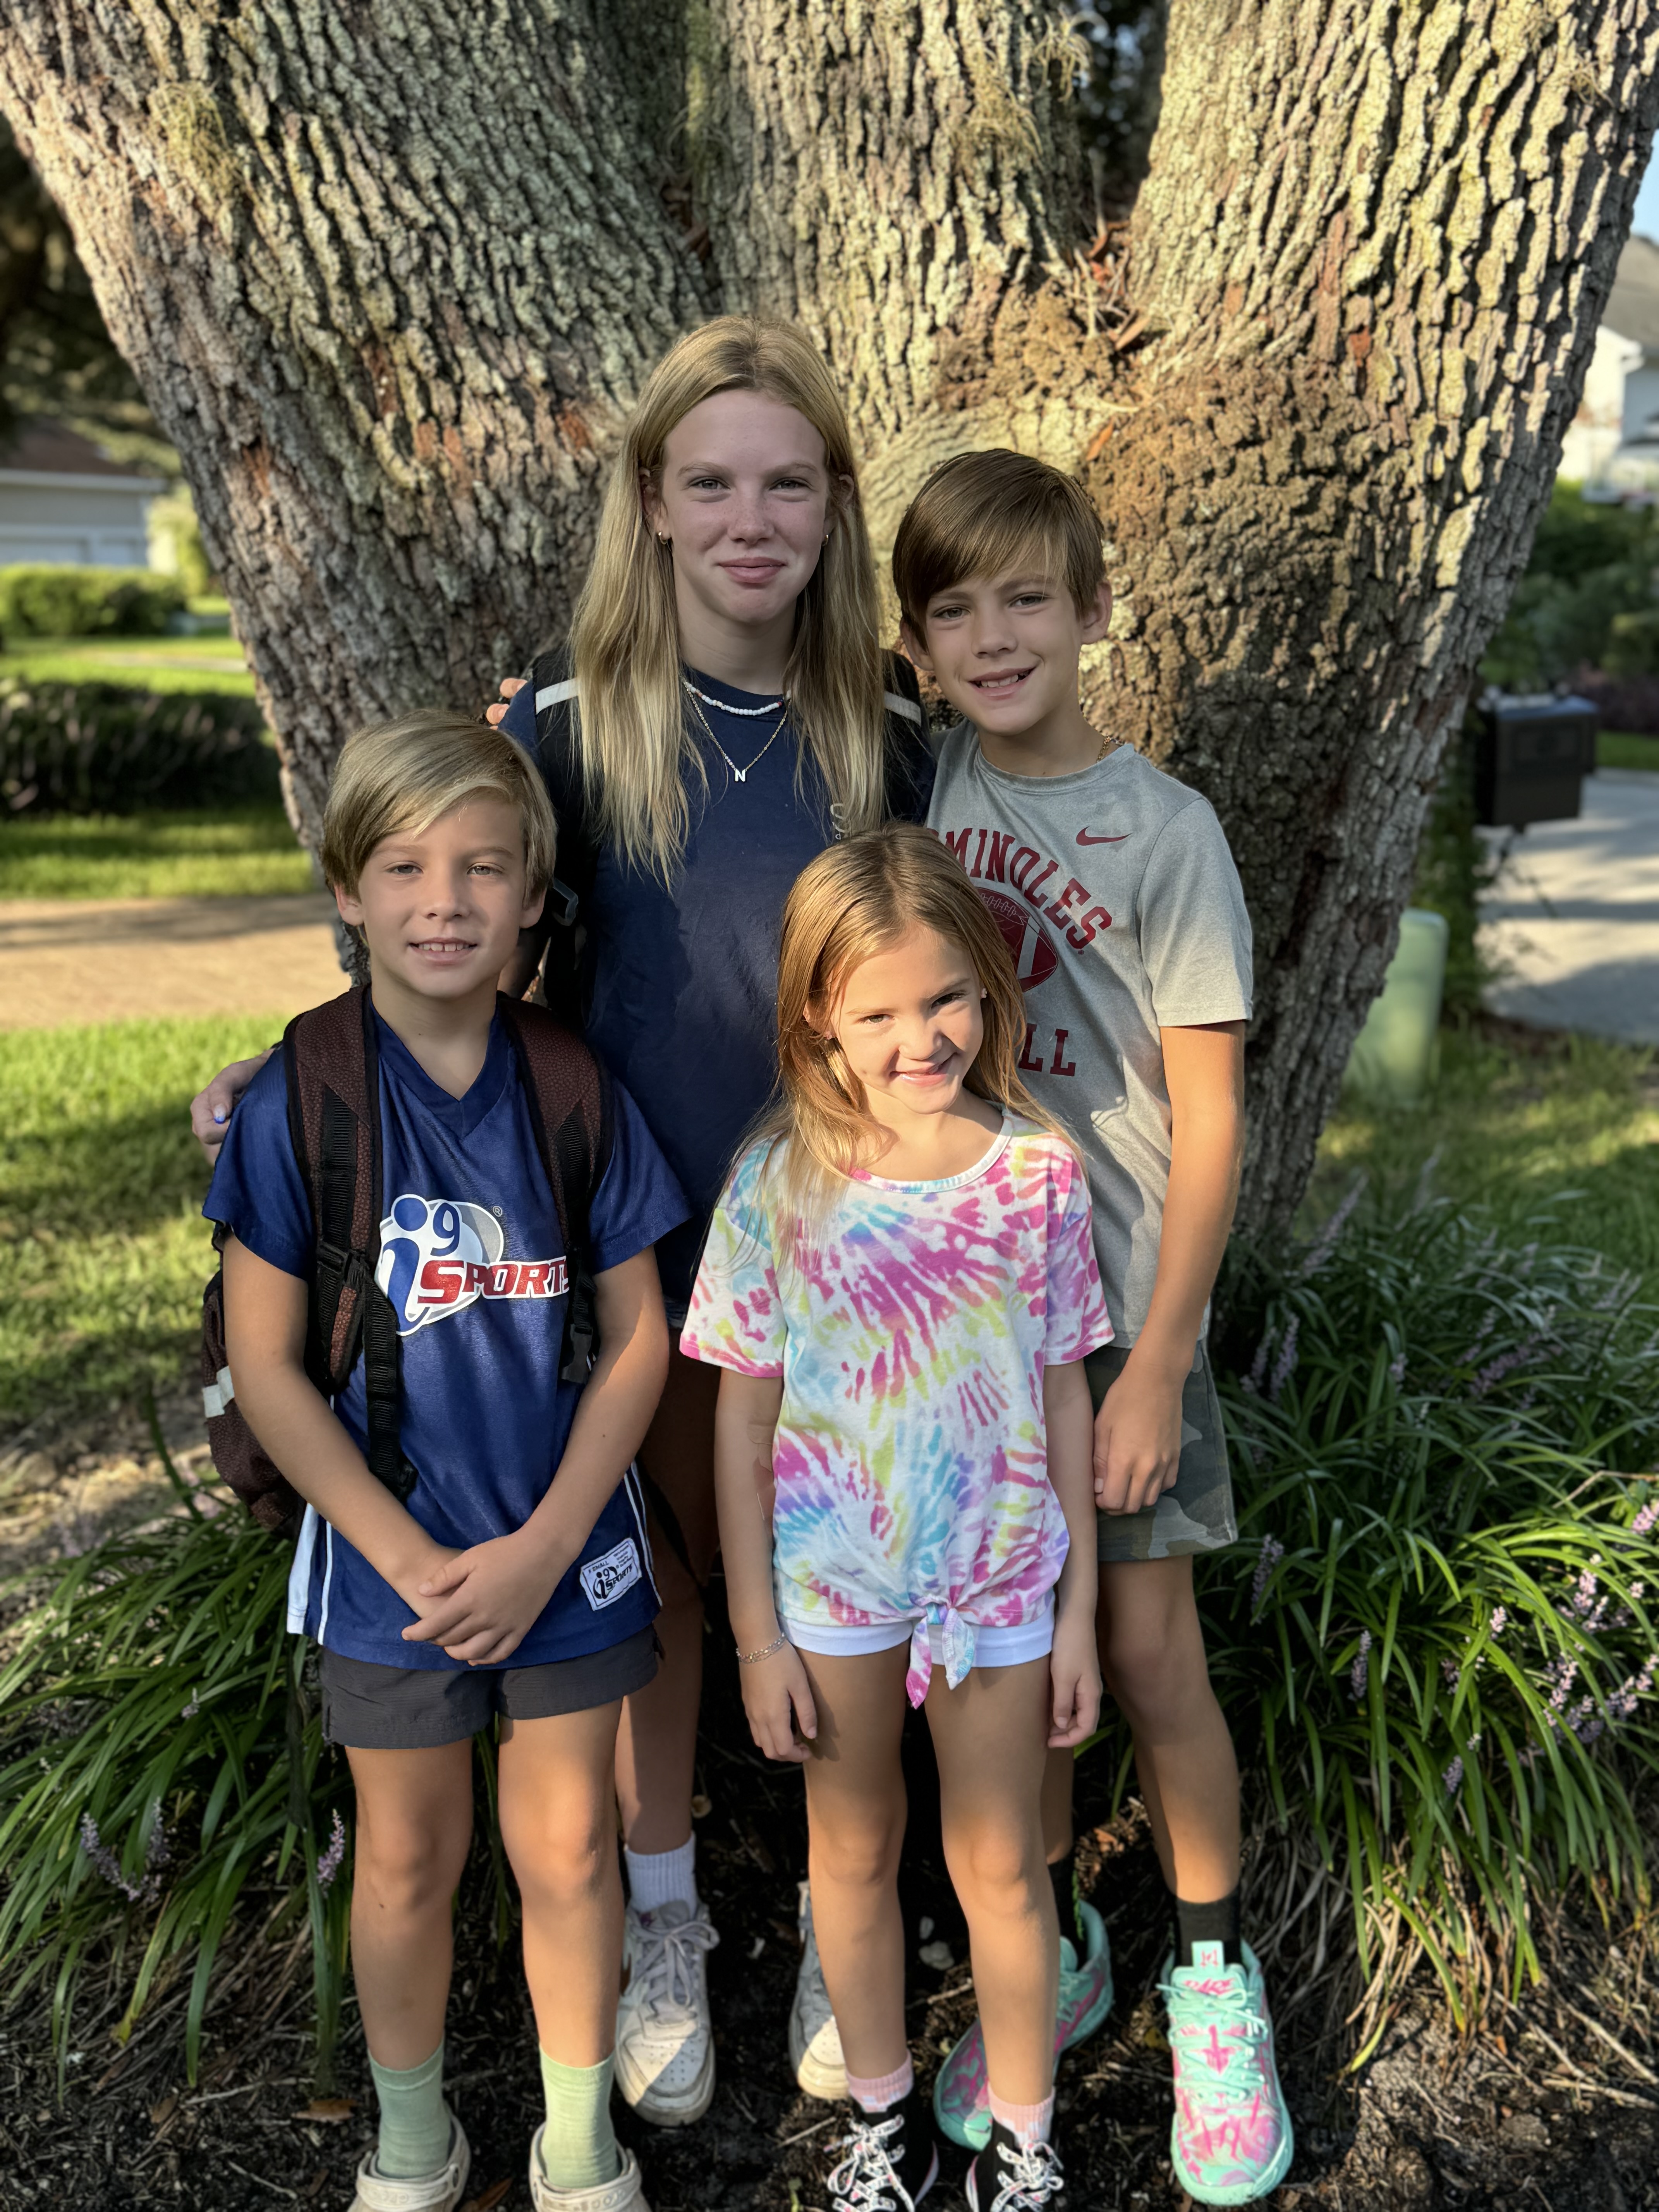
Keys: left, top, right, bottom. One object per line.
{"left": 567, "top": 316, "right": 888, "bottom": 881}
{"left": 321, "top": 710, "right": 558, "bottom": 896}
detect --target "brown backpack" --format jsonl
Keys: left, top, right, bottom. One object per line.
{"left": 201, "top": 987, "right": 612, "bottom": 1535}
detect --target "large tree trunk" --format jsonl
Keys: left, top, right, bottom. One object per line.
{"left": 3, "top": 1, "right": 1655, "bottom": 1230}
{"left": 0, "top": 3, "right": 710, "bottom": 830}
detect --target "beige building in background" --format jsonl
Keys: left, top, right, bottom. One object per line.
{"left": 1561, "top": 233, "right": 1659, "bottom": 491}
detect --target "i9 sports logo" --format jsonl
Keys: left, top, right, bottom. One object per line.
{"left": 376, "top": 1194, "right": 568, "bottom": 1336}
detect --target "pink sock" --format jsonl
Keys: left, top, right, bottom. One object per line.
{"left": 846, "top": 2054, "right": 914, "bottom": 2114}
{"left": 988, "top": 2085, "right": 1054, "bottom": 2147}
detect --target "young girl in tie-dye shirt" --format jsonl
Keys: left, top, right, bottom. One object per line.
{"left": 684, "top": 825, "right": 1110, "bottom": 2212}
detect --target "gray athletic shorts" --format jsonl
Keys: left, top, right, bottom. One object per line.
{"left": 1086, "top": 1341, "right": 1237, "bottom": 1563}
{"left": 318, "top": 1625, "right": 658, "bottom": 1749}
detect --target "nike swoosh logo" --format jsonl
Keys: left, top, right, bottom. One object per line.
{"left": 1077, "top": 830, "right": 1130, "bottom": 845}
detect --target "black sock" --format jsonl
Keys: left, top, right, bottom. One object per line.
{"left": 1048, "top": 1844, "right": 1082, "bottom": 1952}
{"left": 1174, "top": 1887, "right": 1242, "bottom": 1968}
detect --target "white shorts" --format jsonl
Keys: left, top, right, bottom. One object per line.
{"left": 783, "top": 1595, "right": 1054, "bottom": 1671}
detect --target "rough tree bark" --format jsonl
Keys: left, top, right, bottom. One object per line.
{"left": 1, "top": 1, "right": 1654, "bottom": 1232}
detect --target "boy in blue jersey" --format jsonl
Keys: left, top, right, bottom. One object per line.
{"left": 207, "top": 712, "right": 687, "bottom": 2212}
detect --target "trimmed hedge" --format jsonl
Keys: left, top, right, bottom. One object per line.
{"left": 0, "top": 565, "right": 187, "bottom": 641}
{"left": 0, "top": 682, "right": 280, "bottom": 816}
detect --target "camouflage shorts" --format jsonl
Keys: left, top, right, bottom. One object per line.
{"left": 1085, "top": 1340, "right": 1237, "bottom": 1563}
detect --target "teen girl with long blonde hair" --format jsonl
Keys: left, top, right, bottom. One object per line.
{"left": 192, "top": 317, "right": 933, "bottom": 2126}
{"left": 684, "top": 826, "right": 1109, "bottom": 2212}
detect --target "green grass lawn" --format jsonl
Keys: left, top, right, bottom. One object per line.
{"left": 0, "top": 1015, "right": 284, "bottom": 1432}
{"left": 1599, "top": 729, "right": 1659, "bottom": 772}
{"left": 1310, "top": 1021, "right": 1659, "bottom": 1294}
{"left": 0, "top": 804, "right": 313, "bottom": 898}
{"left": 0, "top": 632, "right": 256, "bottom": 698}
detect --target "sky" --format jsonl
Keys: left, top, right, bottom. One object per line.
{"left": 1634, "top": 153, "right": 1659, "bottom": 246}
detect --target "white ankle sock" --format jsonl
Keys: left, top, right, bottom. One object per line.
{"left": 988, "top": 2085, "right": 1054, "bottom": 2147}
{"left": 624, "top": 1834, "right": 697, "bottom": 1914}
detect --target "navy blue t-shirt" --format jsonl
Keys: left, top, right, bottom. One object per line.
{"left": 501, "top": 667, "right": 933, "bottom": 1305}
{"left": 204, "top": 1005, "right": 689, "bottom": 1669}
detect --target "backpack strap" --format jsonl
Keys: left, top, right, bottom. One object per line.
{"left": 520, "top": 646, "right": 598, "bottom": 1029}
{"left": 879, "top": 651, "right": 936, "bottom": 823}
{"left": 497, "top": 995, "right": 614, "bottom": 1384}
{"left": 283, "top": 986, "right": 417, "bottom": 1501}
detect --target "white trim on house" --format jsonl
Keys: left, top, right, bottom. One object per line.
{"left": 0, "top": 466, "right": 166, "bottom": 495}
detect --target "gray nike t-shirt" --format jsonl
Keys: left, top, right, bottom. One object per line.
{"left": 928, "top": 725, "right": 1253, "bottom": 1343}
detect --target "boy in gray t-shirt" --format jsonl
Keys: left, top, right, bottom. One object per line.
{"left": 893, "top": 452, "right": 1291, "bottom": 2207}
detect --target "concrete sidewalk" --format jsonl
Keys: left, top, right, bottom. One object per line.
{"left": 1480, "top": 768, "right": 1659, "bottom": 1046}
{"left": 0, "top": 893, "right": 345, "bottom": 1029}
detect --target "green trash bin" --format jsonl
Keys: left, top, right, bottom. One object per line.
{"left": 1343, "top": 907, "right": 1449, "bottom": 1107}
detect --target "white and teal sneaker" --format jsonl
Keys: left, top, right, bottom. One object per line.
{"left": 1162, "top": 1941, "right": 1293, "bottom": 2204}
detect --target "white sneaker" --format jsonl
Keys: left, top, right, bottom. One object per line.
{"left": 614, "top": 1897, "right": 719, "bottom": 2126}
{"left": 789, "top": 1879, "right": 847, "bottom": 2101}
{"left": 528, "top": 2131, "right": 651, "bottom": 2211}
{"left": 348, "top": 2112, "right": 469, "bottom": 2212}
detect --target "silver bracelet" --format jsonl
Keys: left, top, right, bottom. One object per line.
{"left": 736, "top": 1628, "right": 789, "bottom": 1666}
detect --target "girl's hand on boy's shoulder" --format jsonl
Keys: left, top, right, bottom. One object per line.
{"left": 401, "top": 1526, "right": 568, "bottom": 1666}
{"left": 484, "top": 674, "right": 526, "bottom": 730}
{"left": 740, "top": 1641, "right": 818, "bottom": 1764}
{"left": 1047, "top": 1613, "right": 1102, "bottom": 1749}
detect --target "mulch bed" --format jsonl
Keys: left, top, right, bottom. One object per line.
{"left": 3, "top": 1562, "right": 1657, "bottom": 2209}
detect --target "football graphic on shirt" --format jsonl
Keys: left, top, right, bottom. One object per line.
{"left": 376, "top": 1194, "right": 568, "bottom": 1335}
{"left": 976, "top": 886, "right": 1059, "bottom": 993}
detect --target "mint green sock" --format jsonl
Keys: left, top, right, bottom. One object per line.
{"left": 538, "top": 2051, "right": 619, "bottom": 2190}
{"left": 369, "top": 2041, "right": 450, "bottom": 2179}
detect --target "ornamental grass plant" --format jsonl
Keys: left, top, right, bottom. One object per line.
{"left": 0, "top": 1428, "right": 352, "bottom": 2088}
{"left": 1195, "top": 1185, "right": 1659, "bottom": 2057}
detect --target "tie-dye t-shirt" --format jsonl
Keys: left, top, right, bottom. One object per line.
{"left": 682, "top": 1114, "right": 1111, "bottom": 1702}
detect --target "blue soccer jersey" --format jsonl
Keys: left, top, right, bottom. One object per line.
{"left": 204, "top": 1003, "right": 689, "bottom": 1669}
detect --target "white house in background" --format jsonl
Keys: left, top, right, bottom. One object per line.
{"left": 0, "top": 419, "right": 165, "bottom": 567}
{"left": 1561, "top": 233, "right": 1659, "bottom": 490}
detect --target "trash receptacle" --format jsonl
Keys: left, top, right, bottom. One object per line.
{"left": 1344, "top": 907, "right": 1450, "bottom": 1107}
{"left": 1473, "top": 691, "right": 1598, "bottom": 828}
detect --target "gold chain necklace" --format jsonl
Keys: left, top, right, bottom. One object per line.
{"left": 684, "top": 687, "right": 790, "bottom": 785}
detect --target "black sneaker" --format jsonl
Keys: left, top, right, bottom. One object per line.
{"left": 965, "top": 2119, "right": 1065, "bottom": 2210}
{"left": 824, "top": 2084, "right": 939, "bottom": 2209}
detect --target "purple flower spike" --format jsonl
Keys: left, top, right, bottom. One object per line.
{"left": 1443, "top": 1757, "right": 1464, "bottom": 1796}
{"left": 1489, "top": 1607, "right": 1508, "bottom": 1637}
{"left": 1301, "top": 1175, "right": 1367, "bottom": 1278}
{"left": 1250, "top": 1535, "right": 1285, "bottom": 1620}
{"left": 316, "top": 1810, "right": 347, "bottom": 1893}
{"left": 1269, "top": 1315, "right": 1301, "bottom": 1404}
{"left": 1633, "top": 1502, "right": 1659, "bottom": 1538}
{"left": 79, "top": 1808, "right": 164, "bottom": 1906}
{"left": 1350, "top": 1630, "right": 1372, "bottom": 1702}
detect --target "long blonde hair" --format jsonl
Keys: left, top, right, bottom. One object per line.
{"left": 752, "top": 826, "right": 1075, "bottom": 1244}
{"left": 567, "top": 317, "right": 888, "bottom": 880}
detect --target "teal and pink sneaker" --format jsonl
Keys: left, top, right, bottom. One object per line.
{"left": 933, "top": 1899, "right": 1114, "bottom": 2150}
{"left": 1162, "top": 1941, "right": 1293, "bottom": 2204}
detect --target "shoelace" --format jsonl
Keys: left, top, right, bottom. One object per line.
{"left": 982, "top": 2136, "right": 1064, "bottom": 2211}
{"left": 825, "top": 2113, "right": 908, "bottom": 2210}
{"left": 630, "top": 1908, "right": 719, "bottom": 2026}
{"left": 1161, "top": 1975, "right": 1270, "bottom": 2103}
